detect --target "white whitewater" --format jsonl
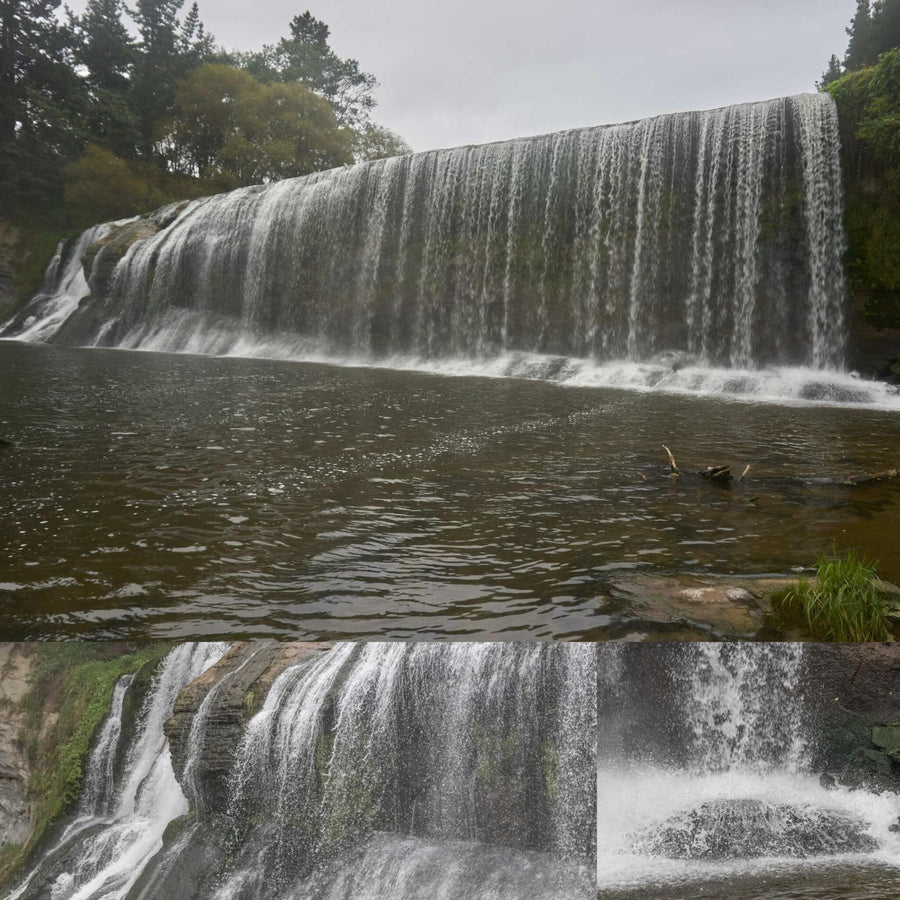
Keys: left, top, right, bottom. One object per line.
{"left": 597, "top": 644, "right": 900, "bottom": 891}
{"left": 0, "top": 220, "right": 128, "bottom": 343}
{"left": 4, "top": 94, "right": 890, "bottom": 410}
{"left": 6, "top": 642, "right": 228, "bottom": 900}
{"left": 286, "top": 834, "right": 594, "bottom": 900}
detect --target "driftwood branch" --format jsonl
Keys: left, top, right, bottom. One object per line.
{"left": 662, "top": 444, "right": 680, "bottom": 476}
{"left": 654, "top": 448, "right": 898, "bottom": 489}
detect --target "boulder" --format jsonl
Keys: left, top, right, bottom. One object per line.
{"left": 633, "top": 798, "right": 878, "bottom": 859}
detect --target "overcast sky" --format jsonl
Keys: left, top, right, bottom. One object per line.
{"left": 102, "top": 0, "right": 862, "bottom": 152}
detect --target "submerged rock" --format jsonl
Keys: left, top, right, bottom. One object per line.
{"left": 609, "top": 574, "right": 777, "bottom": 638}
{"left": 650, "top": 349, "right": 699, "bottom": 371}
{"left": 632, "top": 798, "right": 878, "bottom": 859}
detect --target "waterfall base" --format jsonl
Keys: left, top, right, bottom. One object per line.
{"left": 630, "top": 798, "right": 878, "bottom": 860}
{"left": 285, "top": 835, "right": 595, "bottom": 900}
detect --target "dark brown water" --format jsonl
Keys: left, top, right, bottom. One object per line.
{"left": 2, "top": 342, "right": 900, "bottom": 639}
{"left": 599, "top": 864, "right": 900, "bottom": 899}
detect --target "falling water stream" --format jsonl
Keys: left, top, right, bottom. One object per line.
{"left": 6, "top": 643, "right": 595, "bottom": 900}
{"left": 4, "top": 93, "right": 887, "bottom": 408}
{"left": 597, "top": 645, "right": 900, "bottom": 899}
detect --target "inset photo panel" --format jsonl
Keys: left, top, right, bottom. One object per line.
{"left": 597, "top": 643, "right": 900, "bottom": 899}
{"left": 0, "top": 641, "right": 596, "bottom": 900}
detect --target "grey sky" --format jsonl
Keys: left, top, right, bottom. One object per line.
{"left": 121, "top": 0, "right": 862, "bottom": 152}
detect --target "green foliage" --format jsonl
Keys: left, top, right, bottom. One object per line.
{"left": 830, "top": 0, "right": 900, "bottom": 76}
{"left": 827, "top": 50, "right": 900, "bottom": 317}
{"left": 64, "top": 144, "right": 159, "bottom": 221}
{"left": 239, "top": 11, "right": 377, "bottom": 130}
{"left": 15, "top": 644, "right": 169, "bottom": 868}
{"left": 164, "top": 63, "right": 353, "bottom": 184}
{"left": 773, "top": 548, "right": 891, "bottom": 641}
{"left": 2, "top": 0, "right": 409, "bottom": 233}
{"left": 352, "top": 123, "right": 412, "bottom": 162}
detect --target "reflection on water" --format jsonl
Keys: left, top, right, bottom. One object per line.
{"left": 1, "top": 342, "right": 900, "bottom": 639}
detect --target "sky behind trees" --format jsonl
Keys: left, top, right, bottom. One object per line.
{"left": 60, "top": 0, "right": 858, "bottom": 152}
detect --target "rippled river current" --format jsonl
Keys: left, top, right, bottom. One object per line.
{"left": 1, "top": 342, "right": 899, "bottom": 640}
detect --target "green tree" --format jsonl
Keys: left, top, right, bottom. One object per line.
{"left": 353, "top": 122, "right": 411, "bottom": 161}
{"left": 0, "top": 0, "right": 86, "bottom": 211}
{"left": 818, "top": 54, "right": 844, "bottom": 89}
{"left": 845, "top": 0, "right": 878, "bottom": 70}
{"left": 164, "top": 62, "right": 353, "bottom": 184}
{"left": 75, "top": 0, "right": 133, "bottom": 92}
{"left": 63, "top": 143, "right": 159, "bottom": 221}
{"left": 131, "top": 0, "right": 212, "bottom": 158}
{"left": 71, "top": 0, "right": 140, "bottom": 157}
{"left": 872, "top": 0, "right": 900, "bottom": 57}
{"left": 243, "top": 11, "right": 377, "bottom": 129}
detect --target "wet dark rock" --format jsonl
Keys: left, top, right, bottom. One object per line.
{"left": 83, "top": 219, "right": 159, "bottom": 299}
{"left": 651, "top": 349, "right": 699, "bottom": 371}
{"left": 165, "top": 641, "right": 330, "bottom": 814}
{"left": 818, "top": 772, "right": 837, "bottom": 790}
{"left": 81, "top": 200, "right": 192, "bottom": 300}
{"left": 634, "top": 798, "right": 878, "bottom": 859}
{"left": 803, "top": 644, "right": 900, "bottom": 791}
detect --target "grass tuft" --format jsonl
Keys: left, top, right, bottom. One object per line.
{"left": 774, "top": 548, "right": 890, "bottom": 642}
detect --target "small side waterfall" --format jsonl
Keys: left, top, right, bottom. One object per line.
{"left": 0, "top": 94, "right": 872, "bottom": 407}
{"left": 7, "top": 643, "right": 228, "bottom": 900}
{"left": 1, "top": 222, "right": 121, "bottom": 343}
{"left": 597, "top": 644, "right": 900, "bottom": 893}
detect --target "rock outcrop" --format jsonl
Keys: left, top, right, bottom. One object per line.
{"left": 805, "top": 643, "right": 900, "bottom": 790}
{"left": 0, "top": 646, "right": 35, "bottom": 850}
{"left": 165, "top": 642, "right": 330, "bottom": 812}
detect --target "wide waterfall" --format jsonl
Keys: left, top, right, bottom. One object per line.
{"left": 2, "top": 93, "right": 873, "bottom": 405}
{"left": 598, "top": 644, "right": 900, "bottom": 895}
{"left": 8, "top": 643, "right": 595, "bottom": 900}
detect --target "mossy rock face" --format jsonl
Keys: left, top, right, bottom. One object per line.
{"left": 872, "top": 725, "right": 900, "bottom": 754}
{"left": 165, "top": 643, "right": 330, "bottom": 815}
{"left": 81, "top": 200, "right": 193, "bottom": 301}
{"left": 83, "top": 219, "right": 160, "bottom": 298}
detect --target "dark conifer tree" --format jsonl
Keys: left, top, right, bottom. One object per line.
{"left": 818, "top": 54, "right": 844, "bottom": 88}
{"left": 0, "top": 0, "right": 86, "bottom": 209}
{"left": 845, "top": 0, "right": 879, "bottom": 69}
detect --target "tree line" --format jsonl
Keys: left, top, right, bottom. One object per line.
{"left": 0, "top": 0, "right": 410, "bottom": 224}
{"left": 820, "top": 0, "right": 900, "bottom": 85}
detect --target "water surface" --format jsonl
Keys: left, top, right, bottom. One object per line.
{"left": 2, "top": 342, "right": 899, "bottom": 639}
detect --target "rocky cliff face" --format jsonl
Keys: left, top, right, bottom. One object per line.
{"left": 0, "top": 645, "right": 36, "bottom": 851}
{"left": 805, "top": 643, "right": 900, "bottom": 789}
{"left": 165, "top": 642, "right": 331, "bottom": 813}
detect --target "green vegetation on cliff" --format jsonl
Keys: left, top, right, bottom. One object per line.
{"left": 826, "top": 49, "right": 900, "bottom": 332}
{"left": 4, "top": 644, "right": 170, "bottom": 882}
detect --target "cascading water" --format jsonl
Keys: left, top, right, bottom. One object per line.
{"left": 4, "top": 94, "right": 887, "bottom": 407}
{"left": 7, "top": 642, "right": 229, "bottom": 900}
{"left": 212, "top": 642, "right": 595, "bottom": 900}
{"left": 87, "top": 642, "right": 595, "bottom": 900}
{"left": 2, "top": 220, "right": 126, "bottom": 343}
{"left": 597, "top": 644, "right": 900, "bottom": 895}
